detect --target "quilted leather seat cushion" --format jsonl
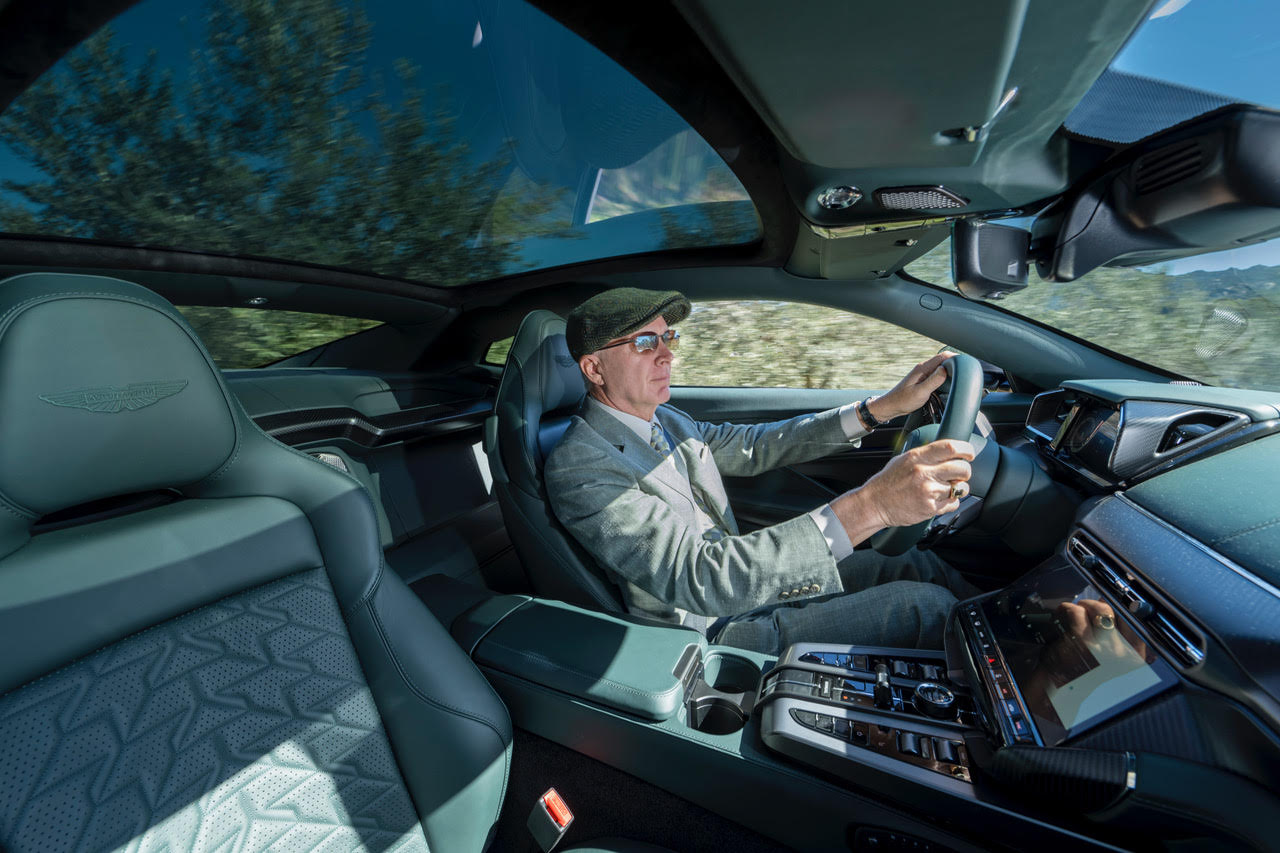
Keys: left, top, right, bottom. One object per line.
{"left": 0, "top": 568, "right": 430, "bottom": 853}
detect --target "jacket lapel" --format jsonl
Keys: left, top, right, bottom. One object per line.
{"left": 658, "top": 409, "right": 738, "bottom": 535}
{"left": 581, "top": 400, "right": 693, "bottom": 499}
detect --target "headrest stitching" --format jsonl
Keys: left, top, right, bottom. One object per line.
{"left": 0, "top": 290, "right": 137, "bottom": 336}
{"left": 0, "top": 496, "right": 36, "bottom": 521}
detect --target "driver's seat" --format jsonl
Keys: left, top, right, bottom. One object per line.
{"left": 486, "top": 310, "right": 627, "bottom": 612}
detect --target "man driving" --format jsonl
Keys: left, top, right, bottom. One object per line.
{"left": 545, "top": 288, "right": 978, "bottom": 654}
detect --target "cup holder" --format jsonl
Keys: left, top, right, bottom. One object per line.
{"left": 688, "top": 696, "right": 748, "bottom": 735}
{"left": 683, "top": 653, "right": 760, "bottom": 735}
{"left": 701, "top": 653, "right": 761, "bottom": 694}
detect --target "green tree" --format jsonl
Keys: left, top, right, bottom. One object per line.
{"left": 0, "top": 0, "right": 567, "bottom": 287}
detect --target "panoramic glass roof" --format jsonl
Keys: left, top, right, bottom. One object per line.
{"left": 1066, "top": 0, "right": 1280, "bottom": 144}
{"left": 0, "top": 0, "right": 759, "bottom": 287}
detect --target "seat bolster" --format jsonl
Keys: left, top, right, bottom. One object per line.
{"left": 346, "top": 567, "right": 513, "bottom": 853}
{"left": 190, "top": 426, "right": 385, "bottom": 608}
{"left": 498, "top": 484, "right": 624, "bottom": 612}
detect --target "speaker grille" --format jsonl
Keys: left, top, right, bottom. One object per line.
{"left": 1134, "top": 139, "right": 1205, "bottom": 195}
{"left": 875, "top": 185, "right": 968, "bottom": 210}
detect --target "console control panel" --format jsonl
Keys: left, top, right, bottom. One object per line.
{"left": 788, "top": 708, "right": 971, "bottom": 782}
{"left": 758, "top": 643, "right": 979, "bottom": 789}
{"left": 960, "top": 602, "right": 1038, "bottom": 745}
{"left": 797, "top": 650, "right": 946, "bottom": 682}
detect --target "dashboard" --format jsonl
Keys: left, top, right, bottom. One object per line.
{"left": 1023, "top": 380, "right": 1280, "bottom": 488}
{"left": 758, "top": 379, "right": 1280, "bottom": 850}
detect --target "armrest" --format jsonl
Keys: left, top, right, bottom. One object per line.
{"left": 472, "top": 599, "right": 705, "bottom": 721}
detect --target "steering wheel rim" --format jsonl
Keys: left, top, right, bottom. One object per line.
{"left": 868, "top": 353, "right": 984, "bottom": 556}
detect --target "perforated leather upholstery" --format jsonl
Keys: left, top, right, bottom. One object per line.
{"left": 488, "top": 310, "right": 627, "bottom": 613}
{"left": 0, "top": 273, "right": 512, "bottom": 852}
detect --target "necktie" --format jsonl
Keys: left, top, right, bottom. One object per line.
{"left": 650, "top": 421, "right": 671, "bottom": 455}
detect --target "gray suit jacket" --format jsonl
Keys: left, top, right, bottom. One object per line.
{"left": 544, "top": 398, "right": 858, "bottom": 629}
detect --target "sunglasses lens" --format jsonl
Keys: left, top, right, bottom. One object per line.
{"left": 629, "top": 330, "right": 678, "bottom": 353}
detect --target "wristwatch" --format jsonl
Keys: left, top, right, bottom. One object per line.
{"left": 857, "top": 396, "right": 884, "bottom": 431}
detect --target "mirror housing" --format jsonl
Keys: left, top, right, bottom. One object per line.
{"left": 1044, "top": 107, "right": 1280, "bottom": 281}
{"left": 951, "top": 218, "right": 1030, "bottom": 300}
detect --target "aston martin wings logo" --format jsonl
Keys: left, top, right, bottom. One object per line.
{"left": 39, "top": 380, "right": 189, "bottom": 413}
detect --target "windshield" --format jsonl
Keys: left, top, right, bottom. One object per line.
{"left": 1066, "top": 0, "right": 1280, "bottom": 144}
{"left": 906, "top": 237, "right": 1280, "bottom": 391}
{"left": 0, "top": 0, "right": 759, "bottom": 287}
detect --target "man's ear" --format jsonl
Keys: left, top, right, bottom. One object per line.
{"left": 579, "top": 354, "right": 605, "bottom": 387}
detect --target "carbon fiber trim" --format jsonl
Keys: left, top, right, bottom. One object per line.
{"left": 254, "top": 400, "right": 489, "bottom": 448}
{"left": 1110, "top": 400, "right": 1246, "bottom": 480}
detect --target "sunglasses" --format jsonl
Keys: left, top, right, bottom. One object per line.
{"left": 597, "top": 328, "right": 681, "bottom": 354}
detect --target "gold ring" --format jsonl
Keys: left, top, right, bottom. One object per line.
{"left": 1093, "top": 613, "right": 1115, "bottom": 630}
{"left": 948, "top": 483, "right": 959, "bottom": 500}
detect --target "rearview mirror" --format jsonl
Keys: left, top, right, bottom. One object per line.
{"left": 951, "top": 219, "right": 1030, "bottom": 300}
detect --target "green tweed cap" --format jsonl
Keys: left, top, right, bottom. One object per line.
{"left": 565, "top": 288, "right": 691, "bottom": 361}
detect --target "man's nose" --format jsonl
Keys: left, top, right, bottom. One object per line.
{"left": 655, "top": 338, "right": 674, "bottom": 361}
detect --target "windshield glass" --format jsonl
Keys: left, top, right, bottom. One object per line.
{"left": 906, "top": 237, "right": 1280, "bottom": 391}
{"left": 1066, "top": 0, "right": 1280, "bottom": 143}
{"left": 0, "top": 0, "right": 759, "bottom": 286}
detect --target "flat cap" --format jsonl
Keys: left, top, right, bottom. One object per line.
{"left": 566, "top": 288, "right": 691, "bottom": 361}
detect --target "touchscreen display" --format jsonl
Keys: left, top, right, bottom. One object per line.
{"left": 981, "top": 562, "right": 1175, "bottom": 745}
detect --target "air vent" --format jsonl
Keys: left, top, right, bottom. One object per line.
{"left": 1068, "top": 534, "right": 1205, "bottom": 667}
{"left": 1157, "top": 413, "right": 1233, "bottom": 453}
{"left": 1133, "top": 139, "right": 1205, "bottom": 195}
{"left": 875, "top": 185, "right": 968, "bottom": 210}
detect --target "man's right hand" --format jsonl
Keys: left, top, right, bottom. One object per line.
{"left": 829, "top": 439, "right": 975, "bottom": 545}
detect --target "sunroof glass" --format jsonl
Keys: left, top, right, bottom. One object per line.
{"left": 0, "top": 0, "right": 760, "bottom": 286}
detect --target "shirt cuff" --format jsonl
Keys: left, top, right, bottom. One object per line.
{"left": 808, "top": 504, "right": 855, "bottom": 562}
{"left": 837, "top": 401, "right": 869, "bottom": 445}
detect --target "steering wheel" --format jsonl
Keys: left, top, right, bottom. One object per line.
{"left": 869, "top": 353, "right": 984, "bottom": 556}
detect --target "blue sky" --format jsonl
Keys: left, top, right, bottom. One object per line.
{"left": 1114, "top": 0, "right": 1280, "bottom": 107}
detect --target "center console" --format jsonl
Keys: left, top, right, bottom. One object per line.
{"left": 423, "top": 527, "right": 1279, "bottom": 852}
{"left": 757, "top": 551, "right": 1181, "bottom": 804}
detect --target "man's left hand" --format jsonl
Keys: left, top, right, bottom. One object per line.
{"left": 868, "top": 352, "right": 955, "bottom": 422}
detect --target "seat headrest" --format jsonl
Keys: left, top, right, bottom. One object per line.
{"left": 0, "top": 273, "right": 239, "bottom": 530}
{"left": 493, "top": 310, "right": 586, "bottom": 490}
{"left": 511, "top": 310, "right": 585, "bottom": 414}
